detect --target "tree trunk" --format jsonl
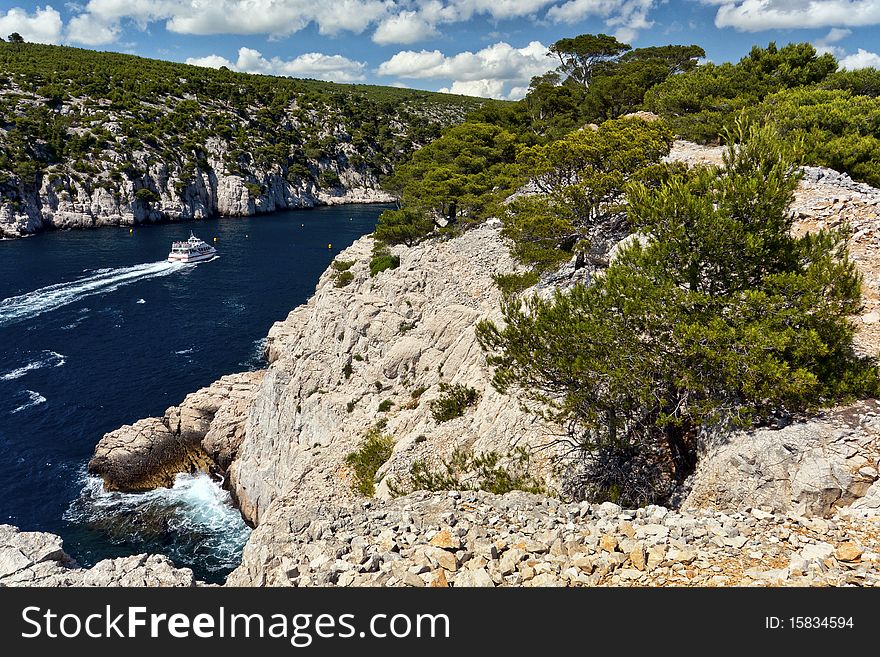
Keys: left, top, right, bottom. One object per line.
{"left": 664, "top": 421, "right": 696, "bottom": 481}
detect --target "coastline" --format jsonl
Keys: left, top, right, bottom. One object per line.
{"left": 0, "top": 186, "right": 396, "bottom": 241}
{"left": 2, "top": 142, "right": 879, "bottom": 587}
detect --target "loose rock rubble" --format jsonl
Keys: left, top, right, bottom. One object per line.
{"left": 227, "top": 490, "right": 880, "bottom": 587}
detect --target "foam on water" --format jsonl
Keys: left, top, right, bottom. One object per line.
{"left": 0, "top": 260, "right": 190, "bottom": 327}
{"left": 65, "top": 473, "right": 251, "bottom": 576}
{"left": 0, "top": 350, "right": 65, "bottom": 381}
{"left": 239, "top": 337, "right": 267, "bottom": 369}
{"left": 10, "top": 390, "right": 47, "bottom": 414}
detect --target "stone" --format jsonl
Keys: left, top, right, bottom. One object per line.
{"left": 599, "top": 535, "right": 619, "bottom": 552}
{"left": 456, "top": 567, "right": 494, "bottom": 588}
{"left": 629, "top": 547, "right": 647, "bottom": 571}
{"left": 430, "top": 569, "right": 449, "bottom": 588}
{"left": 401, "top": 572, "right": 425, "bottom": 587}
{"left": 646, "top": 546, "right": 666, "bottom": 570}
{"left": 835, "top": 542, "right": 863, "bottom": 562}
{"left": 499, "top": 548, "right": 525, "bottom": 576}
{"left": 429, "top": 529, "right": 461, "bottom": 551}
{"left": 800, "top": 542, "right": 835, "bottom": 565}
{"left": 424, "top": 546, "right": 458, "bottom": 572}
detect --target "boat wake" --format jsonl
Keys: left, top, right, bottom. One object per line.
{"left": 0, "top": 350, "right": 65, "bottom": 381}
{"left": 0, "top": 260, "right": 190, "bottom": 327}
{"left": 9, "top": 390, "right": 47, "bottom": 414}
{"left": 65, "top": 473, "right": 251, "bottom": 576}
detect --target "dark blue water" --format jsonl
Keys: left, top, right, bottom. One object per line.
{"left": 0, "top": 205, "right": 383, "bottom": 581}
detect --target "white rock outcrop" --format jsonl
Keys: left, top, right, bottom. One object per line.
{"left": 0, "top": 524, "right": 197, "bottom": 587}
{"left": 230, "top": 223, "right": 559, "bottom": 526}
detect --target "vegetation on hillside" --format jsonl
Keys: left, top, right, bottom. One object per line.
{"left": 477, "top": 124, "right": 877, "bottom": 506}
{"left": 370, "top": 33, "right": 880, "bottom": 505}
{"left": 0, "top": 40, "right": 484, "bottom": 204}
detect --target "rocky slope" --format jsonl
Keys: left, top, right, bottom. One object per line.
{"left": 0, "top": 142, "right": 396, "bottom": 238}
{"left": 4, "top": 141, "right": 880, "bottom": 587}
{"left": 225, "top": 490, "right": 880, "bottom": 587}
{"left": 229, "top": 222, "right": 558, "bottom": 527}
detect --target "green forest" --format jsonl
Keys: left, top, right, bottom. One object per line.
{"left": 0, "top": 40, "right": 484, "bottom": 204}
{"left": 376, "top": 34, "right": 880, "bottom": 505}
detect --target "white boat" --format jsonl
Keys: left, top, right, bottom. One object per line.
{"left": 167, "top": 232, "right": 217, "bottom": 263}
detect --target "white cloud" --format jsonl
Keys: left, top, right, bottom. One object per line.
{"left": 839, "top": 48, "right": 880, "bottom": 69}
{"left": 66, "top": 11, "right": 120, "bottom": 44}
{"left": 373, "top": 10, "right": 439, "bottom": 44}
{"left": 547, "top": 0, "right": 656, "bottom": 42}
{"left": 0, "top": 6, "right": 63, "bottom": 44}
{"left": 823, "top": 26, "right": 852, "bottom": 43}
{"left": 186, "top": 47, "right": 367, "bottom": 82}
{"left": 186, "top": 54, "right": 235, "bottom": 69}
{"left": 71, "top": 0, "right": 562, "bottom": 45}
{"left": 700, "top": 1, "right": 880, "bottom": 31}
{"left": 440, "top": 79, "right": 506, "bottom": 97}
{"left": 379, "top": 40, "right": 554, "bottom": 98}
{"left": 77, "top": 0, "right": 390, "bottom": 39}
{"left": 812, "top": 26, "right": 851, "bottom": 56}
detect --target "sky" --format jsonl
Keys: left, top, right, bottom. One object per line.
{"left": 1, "top": 1, "right": 880, "bottom": 100}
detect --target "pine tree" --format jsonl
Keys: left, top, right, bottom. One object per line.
{"left": 478, "top": 122, "right": 877, "bottom": 505}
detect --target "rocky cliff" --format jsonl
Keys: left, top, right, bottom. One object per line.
{"left": 0, "top": 43, "right": 481, "bottom": 238}
{"left": 0, "top": 142, "right": 397, "bottom": 238}
{"left": 4, "top": 141, "right": 880, "bottom": 587}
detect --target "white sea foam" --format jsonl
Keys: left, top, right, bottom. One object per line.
{"left": 66, "top": 473, "right": 251, "bottom": 573}
{"left": 10, "top": 390, "right": 46, "bottom": 414}
{"left": 136, "top": 298, "right": 146, "bottom": 304}
{"left": 239, "top": 337, "right": 267, "bottom": 369}
{"left": 0, "top": 350, "right": 65, "bottom": 381}
{"left": 0, "top": 260, "right": 190, "bottom": 327}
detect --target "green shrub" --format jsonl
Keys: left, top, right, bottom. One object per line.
{"left": 378, "top": 398, "right": 393, "bottom": 412}
{"left": 398, "top": 320, "right": 416, "bottom": 333}
{"left": 346, "top": 400, "right": 356, "bottom": 413}
{"left": 345, "top": 423, "right": 394, "bottom": 496}
{"left": 342, "top": 362, "right": 353, "bottom": 379}
{"left": 319, "top": 169, "right": 341, "bottom": 188}
{"left": 493, "top": 271, "right": 539, "bottom": 296}
{"left": 334, "top": 270, "right": 354, "bottom": 287}
{"left": 430, "top": 383, "right": 480, "bottom": 423}
{"left": 331, "top": 259, "right": 355, "bottom": 272}
{"left": 134, "top": 188, "right": 159, "bottom": 203}
{"left": 369, "top": 242, "right": 400, "bottom": 277}
{"left": 370, "top": 253, "right": 400, "bottom": 277}
{"left": 389, "top": 446, "right": 545, "bottom": 496}
{"left": 410, "top": 385, "right": 428, "bottom": 399}
{"left": 244, "top": 181, "right": 263, "bottom": 198}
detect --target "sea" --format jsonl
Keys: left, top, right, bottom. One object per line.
{"left": 0, "top": 204, "right": 384, "bottom": 583}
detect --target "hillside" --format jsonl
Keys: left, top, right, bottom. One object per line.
{"left": 0, "top": 42, "right": 486, "bottom": 237}
{"left": 3, "top": 142, "right": 880, "bottom": 588}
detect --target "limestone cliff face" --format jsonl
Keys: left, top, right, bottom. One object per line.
{"left": 229, "top": 223, "right": 559, "bottom": 526}
{"left": 0, "top": 145, "right": 394, "bottom": 238}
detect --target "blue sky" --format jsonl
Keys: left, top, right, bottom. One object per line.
{"left": 2, "top": 1, "right": 879, "bottom": 99}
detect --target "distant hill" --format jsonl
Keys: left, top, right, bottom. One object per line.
{"left": 0, "top": 42, "right": 488, "bottom": 237}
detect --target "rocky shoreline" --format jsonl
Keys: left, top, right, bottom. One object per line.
{"left": 2, "top": 141, "right": 879, "bottom": 587}
{"left": 0, "top": 171, "right": 395, "bottom": 239}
